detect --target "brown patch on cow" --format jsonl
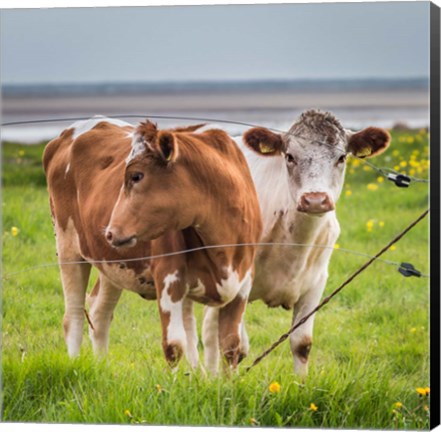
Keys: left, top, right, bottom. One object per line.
{"left": 348, "top": 127, "right": 391, "bottom": 158}
{"left": 172, "top": 123, "right": 206, "bottom": 133}
{"left": 296, "top": 336, "right": 312, "bottom": 363}
{"left": 99, "top": 156, "right": 114, "bottom": 170}
{"left": 243, "top": 127, "right": 285, "bottom": 156}
{"left": 135, "top": 120, "right": 158, "bottom": 143}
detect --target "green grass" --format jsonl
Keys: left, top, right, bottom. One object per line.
{"left": 1, "top": 130, "right": 430, "bottom": 428}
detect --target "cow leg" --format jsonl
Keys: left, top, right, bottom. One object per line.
{"left": 182, "top": 297, "right": 199, "bottom": 369}
{"left": 218, "top": 295, "right": 247, "bottom": 372}
{"left": 59, "top": 261, "right": 91, "bottom": 357}
{"left": 290, "top": 276, "right": 326, "bottom": 376}
{"left": 157, "top": 270, "right": 188, "bottom": 368}
{"left": 239, "top": 319, "right": 250, "bottom": 362}
{"left": 88, "top": 275, "right": 122, "bottom": 355}
{"left": 202, "top": 306, "right": 220, "bottom": 374}
{"left": 55, "top": 219, "right": 91, "bottom": 358}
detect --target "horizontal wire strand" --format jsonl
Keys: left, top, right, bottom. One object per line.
{"left": 2, "top": 241, "right": 430, "bottom": 280}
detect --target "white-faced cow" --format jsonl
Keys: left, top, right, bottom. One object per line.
{"left": 43, "top": 117, "right": 262, "bottom": 372}
{"left": 227, "top": 110, "right": 391, "bottom": 376}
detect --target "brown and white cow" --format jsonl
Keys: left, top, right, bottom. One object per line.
{"left": 227, "top": 110, "right": 391, "bottom": 376}
{"left": 43, "top": 117, "right": 262, "bottom": 372}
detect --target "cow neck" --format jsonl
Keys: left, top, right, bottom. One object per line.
{"left": 285, "top": 209, "right": 333, "bottom": 245}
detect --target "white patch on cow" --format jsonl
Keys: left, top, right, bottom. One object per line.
{"left": 160, "top": 271, "right": 186, "bottom": 350}
{"left": 202, "top": 306, "right": 220, "bottom": 374}
{"left": 71, "top": 115, "right": 132, "bottom": 140}
{"left": 188, "top": 278, "right": 205, "bottom": 298}
{"left": 216, "top": 266, "right": 241, "bottom": 304}
{"left": 235, "top": 136, "right": 291, "bottom": 238}
{"left": 125, "top": 132, "right": 147, "bottom": 164}
{"left": 237, "top": 269, "right": 253, "bottom": 299}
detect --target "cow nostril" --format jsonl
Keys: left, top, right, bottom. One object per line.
{"left": 106, "top": 231, "right": 113, "bottom": 242}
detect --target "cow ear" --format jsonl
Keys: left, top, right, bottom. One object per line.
{"left": 346, "top": 127, "right": 391, "bottom": 158}
{"left": 156, "top": 132, "right": 178, "bottom": 163}
{"left": 243, "top": 127, "right": 284, "bottom": 156}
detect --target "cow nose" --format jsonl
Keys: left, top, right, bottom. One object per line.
{"left": 297, "top": 192, "right": 335, "bottom": 214}
{"left": 105, "top": 227, "right": 137, "bottom": 248}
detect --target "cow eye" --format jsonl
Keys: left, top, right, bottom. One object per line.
{"left": 130, "top": 172, "right": 144, "bottom": 183}
{"left": 337, "top": 154, "right": 347, "bottom": 164}
{"left": 285, "top": 153, "right": 297, "bottom": 165}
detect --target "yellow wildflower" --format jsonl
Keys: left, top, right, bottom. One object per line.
{"left": 424, "top": 405, "right": 429, "bottom": 411}
{"left": 156, "top": 384, "right": 163, "bottom": 393}
{"left": 416, "top": 387, "right": 430, "bottom": 397}
{"left": 379, "top": 221, "right": 385, "bottom": 228}
{"left": 407, "top": 137, "right": 414, "bottom": 144}
{"left": 366, "top": 219, "right": 375, "bottom": 232}
{"left": 334, "top": 243, "right": 340, "bottom": 249}
{"left": 400, "top": 161, "right": 407, "bottom": 168}
{"left": 392, "top": 150, "right": 400, "bottom": 157}
{"left": 349, "top": 169, "right": 355, "bottom": 175}
{"left": 345, "top": 190, "right": 352, "bottom": 197}
{"left": 367, "top": 183, "right": 378, "bottom": 191}
{"left": 389, "top": 245, "right": 397, "bottom": 251}
{"left": 269, "top": 381, "right": 281, "bottom": 393}
{"left": 11, "top": 227, "right": 19, "bottom": 237}
{"left": 250, "top": 417, "right": 259, "bottom": 425}
{"left": 410, "top": 327, "right": 417, "bottom": 333}
{"left": 394, "top": 402, "right": 403, "bottom": 409}
{"left": 309, "top": 403, "right": 318, "bottom": 412}
{"left": 377, "top": 176, "right": 384, "bottom": 183}
{"left": 124, "top": 409, "right": 133, "bottom": 417}
{"left": 352, "top": 159, "right": 361, "bottom": 167}
{"left": 363, "top": 165, "right": 371, "bottom": 172}
{"left": 18, "top": 149, "right": 25, "bottom": 157}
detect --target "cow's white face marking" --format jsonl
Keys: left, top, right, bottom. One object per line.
{"left": 125, "top": 132, "right": 148, "bottom": 164}
{"left": 71, "top": 116, "right": 132, "bottom": 140}
{"left": 160, "top": 271, "right": 186, "bottom": 349}
{"left": 284, "top": 134, "right": 346, "bottom": 209}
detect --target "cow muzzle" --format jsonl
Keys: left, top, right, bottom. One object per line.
{"left": 297, "top": 192, "right": 335, "bottom": 215}
{"left": 105, "top": 227, "right": 137, "bottom": 248}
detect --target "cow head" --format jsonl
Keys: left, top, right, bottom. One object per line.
{"left": 105, "top": 121, "right": 201, "bottom": 248}
{"left": 243, "top": 110, "right": 391, "bottom": 216}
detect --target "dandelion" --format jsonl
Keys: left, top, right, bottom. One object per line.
{"left": 407, "top": 137, "right": 414, "bottom": 144}
{"left": 345, "top": 190, "right": 352, "bottom": 197}
{"left": 394, "top": 402, "right": 403, "bottom": 409}
{"left": 366, "top": 219, "right": 375, "bottom": 232}
{"left": 309, "top": 403, "right": 318, "bottom": 412}
{"left": 400, "top": 161, "right": 407, "bottom": 168}
{"left": 155, "top": 384, "right": 163, "bottom": 393}
{"left": 269, "top": 381, "right": 281, "bottom": 393}
{"left": 250, "top": 417, "right": 259, "bottom": 425}
{"left": 393, "top": 150, "right": 400, "bottom": 157}
{"left": 379, "top": 221, "right": 385, "bottom": 228}
{"left": 334, "top": 244, "right": 340, "bottom": 250}
{"left": 367, "top": 183, "right": 379, "bottom": 191}
{"left": 377, "top": 176, "right": 384, "bottom": 183}
{"left": 389, "top": 245, "right": 397, "bottom": 251}
{"left": 363, "top": 165, "right": 371, "bottom": 172}
{"left": 410, "top": 327, "right": 417, "bottom": 333}
{"left": 416, "top": 387, "right": 430, "bottom": 397}
{"left": 124, "top": 409, "right": 133, "bottom": 418}
{"left": 11, "top": 227, "right": 19, "bottom": 237}
{"left": 18, "top": 149, "right": 25, "bottom": 157}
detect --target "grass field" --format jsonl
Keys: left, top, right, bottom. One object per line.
{"left": 1, "top": 129, "right": 430, "bottom": 428}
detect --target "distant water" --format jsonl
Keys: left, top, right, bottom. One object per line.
{"left": 2, "top": 78, "right": 429, "bottom": 97}
{"left": 1, "top": 78, "right": 430, "bottom": 144}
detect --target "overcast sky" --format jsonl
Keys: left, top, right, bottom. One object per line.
{"left": 1, "top": 2, "right": 430, "bottom": 84}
